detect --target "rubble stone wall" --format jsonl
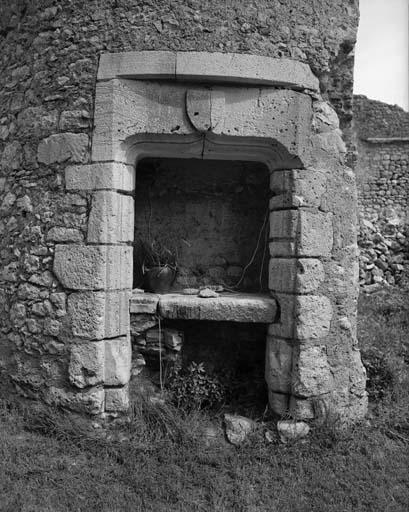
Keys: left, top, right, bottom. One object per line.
{"left": 353, "top": 96, "right": 409, "bottom": 287}
{"left": 0, "top": 0, "right": 364, "bottom": 418}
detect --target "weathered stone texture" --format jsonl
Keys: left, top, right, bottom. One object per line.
{"left": 157, "top": 293, "right": 277, "bottom": 323}
{"left": 37, "top": 133, "right": 89, "bottom": 165}
{"left": 104, "top": 336, "right": 132, "bottom": 386}
{"left": 269, "top": 168, "right": 327, "bottom": 210}
{"left": 87, "top": 191, "right": 134, "bottom": 244}
{"left": 65, "top": 163, "right": 135, "bottom": 192}
{"left": 69, "top": 342, "right": 105, "bottom": 389}
{"left": 269, "top": 210, "right": 333, "bottom": 257}
{"left": 265, "top": 337, "right": 292, "bottom": 393}
{"left": 269, "top": 295, "right": 333, "bottom": 340}
{"left": 0, "top": 0, "right": 363, "bottom": 418}
{"left": 44, "top": 386, "right": 104, "bottom": 416}
{"left": 67, "top": 291, "right": 130, "bottom": 340}
{"left": 105, "top": 384, "right": 130, "bottom": 412}
{"left": 92, "top": 79, "right": 312, "bottom": 163}
{"left": 269, "top": 258, "right": 325, "bottom": 294}
{"left": 291, "top": 345, "right": 334, "bottom": 397}
{"left": 53, "top": 245, "right": 132, "bottom": 290}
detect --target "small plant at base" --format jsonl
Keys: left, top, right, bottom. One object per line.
{"left": 166, "top": 362, "right": 226, "bottom": 411}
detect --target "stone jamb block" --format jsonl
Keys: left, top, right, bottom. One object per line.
{"left": 268, "top": 391, "right": 290, "bottom": 417}
{"left": 265, "top": 336, "right": 293, "bottom": 393}
{"left": 269, "top": 210, "right": 333, "bottom": 257}
{"left": 269, "top": 258, "right": 325, "bottom": 294}
{"left": 269, "top": 210, "right": 298, "bottom": 240}
{"left": 269, "top": 294, "right": 333, "bottom": 340}
{"left": 288, "top": 396, "right": 316, "bottom": 420}
{"left": 69, "top": 341, "right": 105, "bottom": 389}
{"left": 269, "top": 168, "right": 327, "bottom": 210}
{"left": 291, "top": 345, "right": 334, "bottom": 398}
{"left": 87, "top": 191, "right": 134, "bottom": 244}
{"left": 65, "top": 162, "right": 135, "bottom": 192}
{"left": 105, "top": 384, "right": 130, "bottom": 412}
{"left": 104, "top": 336, "right": 132, "bottom": 386}
{"left": 44, "top": 386, "right": 104, "bottom": 416}
{"left": 68, "top": 290, "right": 130, "bottom": 340}
{"left": 54, "top": 245, "right": 132, "bottom": 290}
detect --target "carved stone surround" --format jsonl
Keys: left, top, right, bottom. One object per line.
{"left": 54, "top": 51, "right": 367, "bottom": 420}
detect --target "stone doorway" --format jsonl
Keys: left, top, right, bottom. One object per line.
{"left": 54, "top": 51, "right": 367, "bottom": 420}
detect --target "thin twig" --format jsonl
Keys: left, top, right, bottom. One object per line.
{"left": 158, "top": 316, "right": 163, "bottom": 393}
{"left": 233, "top": 208, "right": 269, "bottom": 289}
{"left": 259, "top": 216, "right": 269, "bottom": 292}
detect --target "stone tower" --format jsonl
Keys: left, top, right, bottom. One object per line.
{"left": 0, "top": 0, "right": 367, "bottom": 420}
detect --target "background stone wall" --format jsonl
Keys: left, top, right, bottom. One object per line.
{"left": 0, "top": 0, "right": 360, "bottom": 412}
{"left": 353, "top": 95, "right": 409, "bottom": 287}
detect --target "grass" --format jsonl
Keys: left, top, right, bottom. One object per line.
{"left": 0, "top": 287, "right": 408, "bottom": 512}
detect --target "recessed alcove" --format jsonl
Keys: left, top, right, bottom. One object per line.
{"left": 133, "top": 157, "right": 270, "bottom": 292}
{"left": 52, "top": 50, "right": 367, "bottom": 421}
{"left": 145, "top": 319, "right": 269, "bottom": 416}
{"left": 129, "top": 292, "right": 275, "bottom": 415}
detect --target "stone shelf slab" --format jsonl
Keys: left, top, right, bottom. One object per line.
{"left": 130, "top": 292, "right": 277, "bottom": 323}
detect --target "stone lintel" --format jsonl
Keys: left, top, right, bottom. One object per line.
{"left": 176, "top": 52, "right": 319, "bottom": 91}
{"left": 97, "top": 51, "right": 319, "bottom": 92}
{"left": 157, "top": 293, "right": 277, "bottom": 323}
{"left": 92, "top": 79, "right": 311, "bottom": 165}
{"left": 98, "top": 51, "right": 176, "bottom": 81}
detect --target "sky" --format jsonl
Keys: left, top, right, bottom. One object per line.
{"left": 354, "top": 0, "right": 409, "bottom": 110}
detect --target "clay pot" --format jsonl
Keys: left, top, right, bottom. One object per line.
{"left": 143, "top": 266, "right": 176, "bottom": 293}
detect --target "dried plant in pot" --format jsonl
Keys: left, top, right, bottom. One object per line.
{"left": 138, "top": 239, "right": 178, "bottom": 294}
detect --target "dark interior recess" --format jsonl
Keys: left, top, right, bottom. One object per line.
{"left": 133, "top": 157, "right": 270, "bottom": 292}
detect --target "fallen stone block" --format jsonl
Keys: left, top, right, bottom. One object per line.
{"left": 277, "top": 420, "right": 310, "bottom": 443}
{"left": 224, "top": 414, "right": 254, "bottom": 446}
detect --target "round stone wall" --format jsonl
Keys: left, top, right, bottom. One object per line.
{"left": 0, "top": 0, "right": 365, "bottom": 418}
